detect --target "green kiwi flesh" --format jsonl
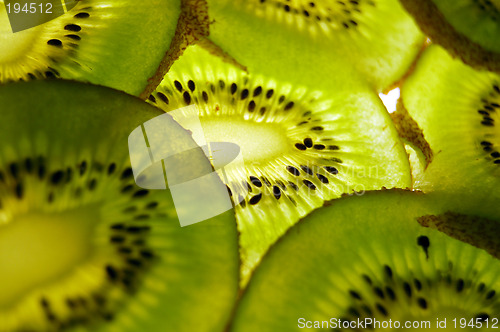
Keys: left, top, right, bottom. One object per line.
{"left": 229, "top": 190, "right": 500, "bottom": 332}
{"left": 0, "top": 80, "right": 239, "bottom": 332}
{"left": 149, "top": 46, "right": 412, "bottom": 285}
{"left": 401, "top": 45, "right": 500, "bottom": 219}
{"left": 205, "top": 0, "right": 425, "bottom": 92}
{"left": 400, "top": 0, "right": 500, "bottom": 72}
{"left": 0, "top": 0, "right": 183, "bottom": 97}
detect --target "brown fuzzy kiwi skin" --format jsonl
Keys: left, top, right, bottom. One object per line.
{"left": 141, "top": 0, "right": 211, "bottom": 99}
{"left": 391, "top": 100, "right": 433, "bottom": 169}
{"left": 418, "top": 212, "right": 500, "bottom": 259}
{"left": 400, "top": 0, "right": 500, "bottom": 73}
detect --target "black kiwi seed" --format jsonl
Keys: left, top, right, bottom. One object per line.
{"left": 349, "top": 290, "right": 362, "bottom": 300}
{"left": 417, "top": 235, "right": 430, "bottom": 258}
{"left": 253, "top": 86, "right": 262, "bottom": 97}
{"left": 47, "top": 39, "right": 63, "bottom": 47}
{"left": 266, "top": 89, "right": 274, "bottom": 98}
{"left": 174, "top": 80, "right": 183, "bottom": 92}
{"left": 25, "top": 158, "right": 33, "bottom": 173}
{"left": 146, "top": 201, "right": 159, "bottom": 209}
{"left": 385, "top": 287, "right": 396, "bottom": 300}
{"left": 273, "top": 186, "right": 281, "bottom": 200}
{"left": 241, "top": 89, "right": 249, "bottom": 100}
{"left": 183, "top": 92, "right": 191, "bottom": 105}
{"left": 303, "top": 180, "right": 316, "bottom": 190}
{"left": 65, "top": 34, "right": 81, "bottom": 41}
{"left": 108, "top": 163, "right": 116, "bottom": 175}
{"left": 121, "top": 168, "right": 133, "bottom": 180}
{"left": 300, "top": 165, "right": 313, "bottom": 175}
{"left": 286, "top": 166, "right": 301, "bottom": 176}
{"left": 188, "top": 80, "right": 195, "bottom": 92}
{"left": 324, "top": 166, "right": 338, "bottom": 174}
{"left": 79, "top": 161, "right": 87, "bottom": 176}
{"left": 250, "top": 176, "right": 263, "bottom": 187}
{"left": 417, "top": 297, "right": 428, "bottom": 309}
{"left": 284, "top": 101, "right": 294, "bottom": 111}
{"left": 456, "top": 279, "right": 465, "bottom": 292}
{"left": 74, "top": 12, "right": 90, "bottom": 19}
{"left": 403, "top": 282, "right": 412, "bottom": 297}
{"left": 376, "top": 303, "right": 389, "bottom": 316}
{"left": 133, "top": 190, "right": 149, "bottom": 198}
{"left": 64, "top": 24, "right": 82, "bottom": 32}
{"left": 110, "top": 236, "right": 125, "bottom": 244}
{"left": 121, "top": 185, "right": 134, "bottom": 193}
{"left": 295, "top": 143, "right": 307, "bottom": 150}
{"left": 105, "top": 265, "right": 119, "bottom": 281}
{"left": 384, "top": 265, "right": 393, "bottom": 279}
{"left": 248, "top": 101, "right": 256, "bottom": 112}
{"left": 88, "top": 179, "right": 97, "bottom": 190}
{"left": 231, "top": 83, "right": 237, "bottom": 94}
{"left": 15, "top": 183, "right": 24, "bottom": 199}
{"left": 50, "top": 171, "right": 65, "bottom": 185}
{"left": 249, "top": 193, "right": 263, "bottom": 205}
{"left": 374, "top": 287, "right": 385, "bottom": 299}
{"left": 317, "top": 174, "right": 329, "bottom": 184}
{"left": 9, "top": 162, "right": 19, "bottom": 179}
{"left": 304, "top": 138, "right": 313, "bottom": 148}
{"left": 157, "top": 92, "right": 169, "bottom": 104}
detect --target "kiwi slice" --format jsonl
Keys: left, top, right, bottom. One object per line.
{"left": 228, "top": 190, "right": 500, "bottom": 332}
{"left": 148, "top": 46, "right": 412, "bottom": 284}
{"left": 0, "top": 0, "right": 197, "bottom": 97}
{"left": 400, "top": 0, "right": 500, "bottom": 73}
{"left": 0, "top": 80, "right": 239, "bottom": 331}
{"left": 204, "top": 0, "right": 425, "bottom": 92}
{"left": 400, "top": 45, "right": 500, "bottom": 218}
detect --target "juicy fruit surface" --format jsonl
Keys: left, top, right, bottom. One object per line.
{"left": 229, "top": 190, "right": 500, "bottom": 332}
{"left": 149, "top": 46, "right": 412, "bottom": 285}
{"left": 0, "top": 0, "right": 180, "bottom": 96}
{"left": 401, "top": 45, "right": 500, "bottom": 218}
{"left": 0, "top": 80, "right": 239, "bottom": 332}
{"left": 206, "top": 0, "right": 424, "bottom": 91}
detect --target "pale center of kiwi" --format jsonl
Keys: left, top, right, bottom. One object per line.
{"left": 0, "top": 206, "right": 98, "bottom": 307}
{"left": 201, "top": 117, "right": 290, "bottom": 163}
{"left": 0, "top": 12, "right": 40, "bottom": 63}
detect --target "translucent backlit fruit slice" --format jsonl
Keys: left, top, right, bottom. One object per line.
{"left": 229, "top": 190, "right": 500, "bottom": 332}
{"left": 204, "top": 0, "right": 425, "bottom": 92}
{"left": 401, "top": 45, "right": 500, "bottom": 218}
{"left": 0, "top": 0, "right": 201, "bottom": 97}
{"left": 149, "top": 46, "right": 412, "bottom": 285}
{"left": 0, "top": 80, "right": 239, "bottom": 332}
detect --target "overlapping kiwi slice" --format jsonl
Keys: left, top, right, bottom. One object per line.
{"left": 204, "top": 0, "right": 425, "bottom": 91}
{"left": 0, "top": 80, "right": 239, "bottom": 332}
{"left": 228, "top": 190, "right": 500, "bottom": 332}
{"left": 400, "top": 45, "right": 500, "bottom": 219}
{"left": 148, "top": 46, "right": 412, "bottom": 284}
{"left": 0, "top": 0, "right": 199, "bottom": 97}
{"left": 400, "top": 0, "right": 500, "bottom": 73}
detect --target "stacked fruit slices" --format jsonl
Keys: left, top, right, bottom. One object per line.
{"left": 1, "top": 0, "right": 500, "bottom": 331}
